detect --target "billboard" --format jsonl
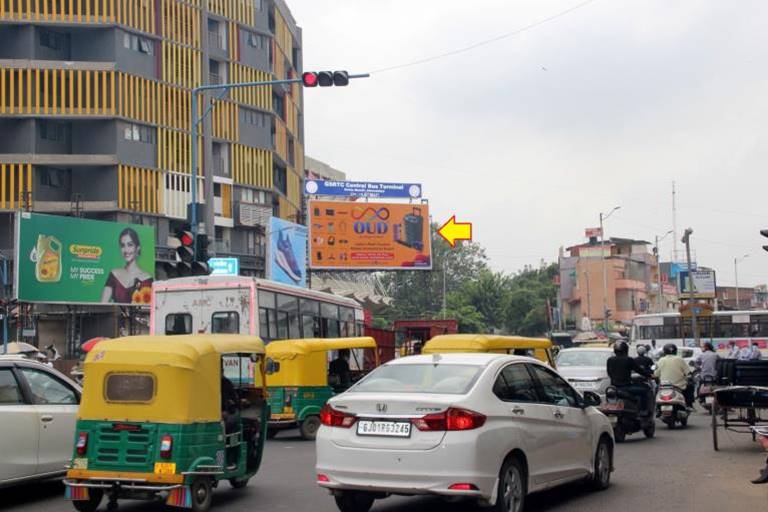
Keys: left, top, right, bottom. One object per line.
{"left": 678, "top": 269, "right": 716, "bottom": 299}
{"left": 584, "top": 227, "right": 602, "bottom": 238}
{"left": 309, "top": 201, "right": 432, "bottom": 270}
{"left": 16, "top": 212, "right": 155, "bottom": 305}
{"left": 304, "top": 180, "right": 422, "bottom": 199}
{"left": 268, "top": 217, "right": 308, "bottom": 288}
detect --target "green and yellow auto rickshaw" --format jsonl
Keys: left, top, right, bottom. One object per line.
{"left": 422, "top": 334, "right": 558, "bottom": 368}
{"left": 63, "top": 335, "right": 269, "bottom": 512}
{"left": 265, "top": 337, "right": 379, "bottom": 440}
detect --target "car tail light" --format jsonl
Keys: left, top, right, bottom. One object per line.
{"left": 448, "top": 483, "right": 478, "bottom": 491}
{"left": 317, "top": 474, "right": 330, "bottom": 483}
{"left": 319, "top": 404, "right": 357, "bottom": 428}
{"left": 76, "top": 432, "right": 88, "bottom": 456}
{"left": 160, "top": 435, "right": 173, "bottom": 458}
{"left": 412, "top": 408, "right": 486, "bottom": 431}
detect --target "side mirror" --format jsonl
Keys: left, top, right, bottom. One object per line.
{"left": 582, "top": 391, "right": 601, "bottom": 407}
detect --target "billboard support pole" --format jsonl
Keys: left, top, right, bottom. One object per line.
{"left": 682, "top": 228, "right": 700, "bottom": 347}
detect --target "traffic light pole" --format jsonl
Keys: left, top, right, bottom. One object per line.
{"left": 189, "top": 74, "right": 370, "bottom": 254}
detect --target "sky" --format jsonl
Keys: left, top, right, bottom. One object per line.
{"left": 287, "top": 0, "right": 768, "bottom": 287}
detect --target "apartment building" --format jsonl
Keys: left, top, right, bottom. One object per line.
{"left": 0, "top": 0, "right": 305, "bottom": 350}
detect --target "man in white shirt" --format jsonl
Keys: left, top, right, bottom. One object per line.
{"left": 727, "top": 341, "right": 741, "bottom": 359}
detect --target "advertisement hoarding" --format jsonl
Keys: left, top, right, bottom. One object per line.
{"left": 584, "top": 227, "right": 603, "bottom": 238}
{"left": 268, "top": 217, "right": 308, "bottom": 288}
{"left": 677, "top": 269, "right": 716, "bottom": 299}
{"left": 309, "top": 201, "right": 432, "bottom": 270}
{"left": 16, "top": 212, "right": 156, "bottom": 305}
{"left": 304, "top": 180, "right": 422, "bottom": 199}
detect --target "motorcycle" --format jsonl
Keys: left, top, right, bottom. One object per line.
{"left": 601, "top": 376, "right": 656, "bottom": 442}
{"left": 656, "top": 381, "right": 690, "bottom": 429}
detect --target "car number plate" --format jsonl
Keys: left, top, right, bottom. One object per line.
{"left": 154, "top": 462, "right": 177, "bottom": 475}
{"left": 572, "top": 382, "right": 593, "bottom": 389}
{"left": 356, "top": 420, "right": 411, "bottom": 438}
{"left": 661, "top": 405, "right": 673, "bottom": 411}
{"left": 705, "top": 396, "right": 714, "bottom": 404}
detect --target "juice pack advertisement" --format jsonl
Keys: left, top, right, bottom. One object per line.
{"left": 308, "top": 201, "right": 432, "bottom": 270}
{"left": 16, "top": 212, "right": 156, "bottom": 305}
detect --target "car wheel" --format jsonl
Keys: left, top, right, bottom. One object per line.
{"left": 190, "top": 477, "right": 213, "bottom": 512}
{"left": 334, "top": 491, "right": 375, "bottom": 512}
{"left": 300, "top": 416, "right": 321, "bottom": 440}
{"left": 590, "top": 438, "right": 612, "bottom": 490}
{"left": 643, "top": 421, "right": 656, "bottom": 438}
{"left": 493, "top": 457, "right": 525, "bottom": 512}
{"left": 73, "top": 489, "right": 103, "bottom": 512}
{"left": 229, "top": 476, "right": 250, "bottom": 489}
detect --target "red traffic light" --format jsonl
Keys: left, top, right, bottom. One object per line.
{"left": 177, "top": 229, "right": 194, "bottom": 247}
{"left": 302, "top": 72, "right": 318, "bottom": 87}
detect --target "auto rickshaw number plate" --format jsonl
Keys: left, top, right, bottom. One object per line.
{"left": 72, "top": 458, "right": 88, "bottom": 469}
{"left": 154, "top": 462, "right": 177, "bottom": 475}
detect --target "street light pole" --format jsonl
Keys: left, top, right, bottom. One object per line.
{"left": 735, "top": 254, "right": 749, "bottom": 310}
{"left": 655, "top": 230, "right": 673, "bottom": 313}
{"left": 682, "top": 228, "right": 700, "bottom": 347}
{"left": 189, "top": 73, "right": 370, "bottom": 253}
{"left": 600, "top": 206, "right": 620, "bottom": 332}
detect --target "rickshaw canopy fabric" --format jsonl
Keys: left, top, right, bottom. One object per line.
{"left": 423, "top": 334, "right": 555, "bottom": 367}
{"left": 79, "top": 335, "right": 266, "bottom": 424}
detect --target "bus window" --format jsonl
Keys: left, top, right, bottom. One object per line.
{"left": 277, "top": 295, "right": 300, "bottom": 339}
{"left": 258, "top": 307, "right": 277, "bottom": 340}
{"left": 320, "top": 302, "right": 340, "bottom": 337}
{"left": 212, "top": 312, "right": 240, "bottom": 334}
{"left": 165, "top": 314, "right": 192, "bottom": 335}
{"left": 258, "top": 290, "right": 276, "bottom": 309}
{"left": 302, "top": 315, "right": 320, "bottom": 337}
{"left": 340, "top": 307, "right": 354, "bottom": 337}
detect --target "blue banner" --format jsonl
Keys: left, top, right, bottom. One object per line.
{"left": 209, "top": 257, "right": 239, "bottom": 276}
{"left": 268, "top": 217, "right": 308, "bottom": 288}
{"left": 304, "top": 179, "right": 422, "bottom": 199}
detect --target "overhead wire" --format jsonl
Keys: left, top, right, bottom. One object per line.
{"left": 369, "top": 0, "right": 600, "bottom": 74}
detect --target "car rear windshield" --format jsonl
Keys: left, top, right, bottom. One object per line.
{"left": 105, "top": 373, "right": 156, "bottom": 403}
{"left": 351, "top": 364, "right": 483, "bottom": 395}
{"left": 556, "top": 351, "right": 612, "bottom": 367}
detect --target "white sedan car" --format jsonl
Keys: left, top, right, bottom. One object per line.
{"left": 0, "top": 356, "right": 81, "bottom": 488}
{"left": 316, "top": 353, "right": 614, "bottom": 512}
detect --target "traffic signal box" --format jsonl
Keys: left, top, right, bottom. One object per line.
{"left": 301, "top": 71, "right": 349, "bottom": 87}
{"left": 164, "top": 226, "right": 210, "bottom": 278}
{"left": 761, "top": 230, "right": 768, "bottom": 252}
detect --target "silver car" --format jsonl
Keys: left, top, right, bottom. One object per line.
{"left": 556, "top": 348, "right": 614, "bottom": 398}
{"left": 0, "top": 356, "right": 81, "bottom": 488}
{"left": 315, "top": 353, "right": 614, "bottom": 512}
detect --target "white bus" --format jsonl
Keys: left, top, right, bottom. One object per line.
{"left": 631, "top": 310, "right": 768, "bottom": 351}
{"left": 151, "top": 276, "right": 364, "bottom": 342}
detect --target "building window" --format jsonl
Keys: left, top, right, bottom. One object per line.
{"left": 254, "top": 0, "right": 263, "bottom": 12}
{"left": 40, "top": 121, "right": 65, "bottom": 141}
{"left": 273, "top": 165, "right": 287, "bottom": 195}
{"left": 123, "top": 32, "right": 153, "bottom": 55}
{"left": 287, "top": 137, "right": 295, "bottom": 166}
{"left": 123, "top": 123, "right": 154, "bottom": 143}
{"left": 242, "top": 108, "right": 266, "bottom": 127}
{"left": 41, "top": 168, "right": 66, "bottom": 188}
{"left": 247, "top": 32, "right": 268, "bottom": 50}
{"left": 272, "top": 92, "right": 285, "bottom": 121}
{"left": 40, "top": 29, "right": 65, "bottom": 50}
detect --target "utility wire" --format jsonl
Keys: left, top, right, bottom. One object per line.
{"left": 370, "top": 0, "right": 599, "bottom": 74}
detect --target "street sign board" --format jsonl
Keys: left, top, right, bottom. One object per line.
{"left": 678, "top": 269, "right": 716, "bottom": 299}
{"left": 15, "top": 212, "right": 155, "bottom": 305}
{"left": 304, "top": 180, "right": 422, "bottom": 199}
{"left": 208, "top": 257, "right": 239, "bottom": 276}
{"left": 308, "top": 201, "right": 432, "bottom": 270}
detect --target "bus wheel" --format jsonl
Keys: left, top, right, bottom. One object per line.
{"left": 300, "top": 416, "right": 321, "bottom": 440}
{"left": 190, "top": 478, "right": 213, "bottom": 512}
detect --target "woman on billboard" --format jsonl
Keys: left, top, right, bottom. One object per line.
{"left": 100, "top": 228, "right": 153, "bottom": 304}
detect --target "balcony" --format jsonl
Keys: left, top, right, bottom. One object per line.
{"left": 615, "top": 278, "right": 646, "bottom": 291}
{"left": 209, "top": 72, "right": 221, "bottom": 85}
{"left": 208, "top": 31, "right": 225, "bottom": 51}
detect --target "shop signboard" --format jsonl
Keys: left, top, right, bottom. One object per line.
{"left": 308, "top": 201, "right": 432, "bottom": 270}
{"left": 16, "top": 212, "right": 155, "bottom": 305}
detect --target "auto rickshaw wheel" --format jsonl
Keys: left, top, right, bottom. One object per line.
{"left": 190, "top": 477, "right": 213, "bottom": 512}
{"left": 300, "top": 416, "right": 321, "bottom": 440}
{"left": 72, "top": 489, "right": 103, "bottom": 512}
{"left": 229, "top": 476, "right": 251, "bottom": 489}
{"left": 266, "top": 428, "right": 278, "bottom": 439}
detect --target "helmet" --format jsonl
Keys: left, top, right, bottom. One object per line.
{"left": 636, "top": 345, "right": 647, "bottom": 356}
{"left": 663, "top": 343, "right": 678, "bottom": 356}
{"left": 613, "top": 341, "right": 629, "bottom": 355}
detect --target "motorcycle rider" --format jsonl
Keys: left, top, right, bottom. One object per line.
{"left": 654, "top": 343, "right": 694, "bottom": 408}
{"left": 695, "top": 342, "right": 720, "bottom": 380}
{"left": 634, "top": 345, "right": 654, "bottom": 374}
{"left": 607, "top": 341, "right": 653, "bottom": 414}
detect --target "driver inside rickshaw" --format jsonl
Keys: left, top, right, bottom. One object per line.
{"left": 328, "top": 349, "right": 352, "bottom": 389}
{"left": 221, "top": 376, "right": 240, "bottom": 468}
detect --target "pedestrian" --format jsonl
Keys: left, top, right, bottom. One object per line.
{"left": 751, "top": 428, "right": 768, "bottom": 484}
{"left": 750, "top": 342, "right": 763, "bottom": 361}
{"left": 727, "top": 340, "right": 741, "bottom": 359}
{"left": 695, "top": 342, "right": 720, "bottom": 380}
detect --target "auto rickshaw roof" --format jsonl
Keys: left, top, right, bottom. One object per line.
{"left": 423, "top": 334, "right": 552, "bottom": 354}
{"left": 266, "top": 337, "right": 377, "bottom": 360}
{"left": 85, "top": 335, "right": 266, "bottom": 370}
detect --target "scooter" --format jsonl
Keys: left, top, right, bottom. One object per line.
{"left": 656, "top": 381, "right": 690, "bottom": 429}
{"left": 601, "top": 376, "right": 656, "bottom": 442}
{"left": 697, "top": 374, "right": 717, "bottom": 412}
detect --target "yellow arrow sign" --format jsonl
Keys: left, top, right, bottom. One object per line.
{"left": 438, "top": 216, "right": 473, "bottom": 248}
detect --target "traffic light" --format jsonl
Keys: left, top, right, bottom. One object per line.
{"left": 164, "top": 226, "right": 195, "bottom": 278}
{"left": 192, "top": 234, "right": 211, "bottom": 276}
{"left": 302, "top": 71, "right": 350, "bottom": 88}
{"left": 761, "top": 229, "right": 768, "bottom": 252}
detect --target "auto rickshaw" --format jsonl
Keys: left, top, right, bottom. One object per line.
{"left": 265, "top": 337, "right": 379, "bottom": 440}
{"left": 422, "top": 334, "right": 557, "bottom": 368}
{"left": 63, "top": 335, "right": 269, "bottom": 512}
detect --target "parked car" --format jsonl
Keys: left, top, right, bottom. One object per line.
{"left": 315, "top": 353, "right": 613, "bottom": 512}
{"left": 0, "top": 356, "right": 81, "bottom": 488}
{"left": 555, "top": 347, "right": 614, "bottom": 399}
